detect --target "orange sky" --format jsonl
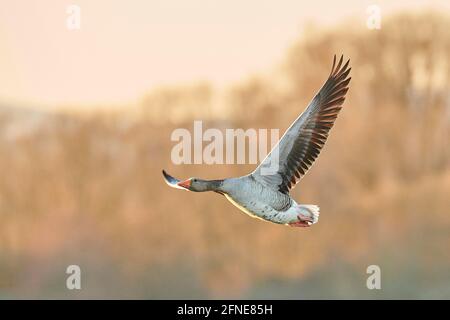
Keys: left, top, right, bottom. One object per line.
{"left": 0, "top": 0, "right": 448, "bottom": 110}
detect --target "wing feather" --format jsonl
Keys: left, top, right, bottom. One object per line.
{"left": 252, "top": 55, "right": 351, "bottom": 194}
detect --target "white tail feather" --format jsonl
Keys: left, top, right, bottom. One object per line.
{"left": 297, "top": 204, "right": 320, "bottom": 225}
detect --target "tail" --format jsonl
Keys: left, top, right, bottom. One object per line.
{"left": 289, "top": 204, "right": 320, "bottom": 227}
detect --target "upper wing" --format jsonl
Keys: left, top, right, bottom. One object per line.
{"left": 252, "top": 55, "right": 351, "bottom": 194}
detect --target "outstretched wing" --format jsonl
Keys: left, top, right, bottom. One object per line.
{"left": 162, "top": 170, "right": 187, "bottom": 190}
{"left": 252, "top": 55, "right": 351, "bottom": 194}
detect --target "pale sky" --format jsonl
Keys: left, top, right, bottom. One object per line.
{"left": 0, "top": 0, "right": 448, "bottom": 110}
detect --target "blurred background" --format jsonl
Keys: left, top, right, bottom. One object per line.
{"left": 0, "top": 0, "right": 449, "bottom": 299}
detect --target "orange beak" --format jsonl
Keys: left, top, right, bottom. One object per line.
{"left": 177, "top": 179, "right": 191, "bottom": 189}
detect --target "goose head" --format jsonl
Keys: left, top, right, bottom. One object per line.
{"left": 162, "top": 170, "right": 223, "bottom": 193}
{"left": 177, "top": 178, "right": 212, "bottom": 192}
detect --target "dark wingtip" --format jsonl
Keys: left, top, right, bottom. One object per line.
{"left": 330, "top": 54, "right": 351, "bottom": 79}
{"left": 334, "top": 55, "right": 344, "bottom": 76}
{"left": 330, "top": 55, "right": 337, "bottom": 76}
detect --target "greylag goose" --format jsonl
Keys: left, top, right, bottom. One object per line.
{"left": 163, "top": 55, "right": 351, "bottom": 227}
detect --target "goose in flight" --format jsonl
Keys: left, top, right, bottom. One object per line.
{"left": 163, "top": 55, "right": 351, "bottom": 227}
